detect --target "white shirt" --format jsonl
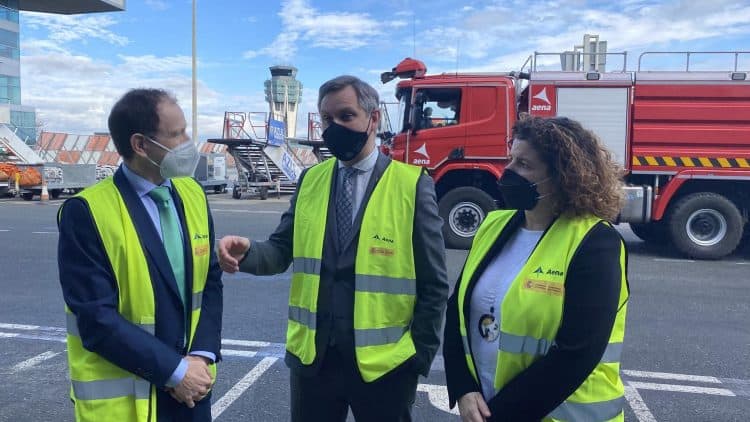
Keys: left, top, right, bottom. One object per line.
{"left": 337, "top": 147, "right": 378, "bottom": 223}
{"left": 469, "top": 227, "right": 543, "bottom": 400}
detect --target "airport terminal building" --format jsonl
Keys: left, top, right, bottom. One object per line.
{"left": 0, "top": 0, "right": 125, "bottom": 143}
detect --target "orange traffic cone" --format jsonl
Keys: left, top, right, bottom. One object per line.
{"left": 40, "top": 181, "right": 49, "bottom": 202}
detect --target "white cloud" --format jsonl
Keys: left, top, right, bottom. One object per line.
{"left": 411, "top": 0, "right": 750, "bottom": 73}
{"left": 244, "top": 32, "right": 299, "bottom": 62}
{"left": 116, "top": 54, "right": 193, "bottom": 74}
{"left": 23, "top": 12, "right": 128, "bottom": 46}
{"left": 20, "top": 39, "right": 71, "bottom": 55}
{"left": 20, "top": 48, "right": 265, "bottom": 140}
{"left": 18, "top": 8, "right": 273, "bottom": 140}
{"left": 145, "top": 0, "right": 170, "bottom": 11}
{"left": 242, "top": 0, "right": 382, "bottom": 61}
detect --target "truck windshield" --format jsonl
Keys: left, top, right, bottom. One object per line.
{"left": 396, "top": 88, "right": 411, "bottom": 133}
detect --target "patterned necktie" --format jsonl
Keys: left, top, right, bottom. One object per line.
{"left": 336, "top": 166, "right": 358, "bottom": 248}
{"left": 148, "top": 187, "right": 187, "bottom": 307}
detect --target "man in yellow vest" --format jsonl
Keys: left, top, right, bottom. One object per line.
{"left": 218, "top": 75, "right": 449, "bottom": 421}
{"left": 57, "top": 89, "right": 223, "bottom": 421}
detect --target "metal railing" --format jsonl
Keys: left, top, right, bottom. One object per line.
{"left": 638, "top": 51, "right": 750, "bottom": 71}
{"left": 532, "top": 51, "right": 628, "bottom": 72}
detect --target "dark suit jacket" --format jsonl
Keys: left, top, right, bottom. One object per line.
{"left": 58, "top": 168, "right": 223, "bottom": 420}
{"left": 241, "top": 152, "right": 448, "bottom": 378}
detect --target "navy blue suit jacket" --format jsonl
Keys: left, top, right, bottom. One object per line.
{"left": 57, "top": 168, "right": 223, "bottom": 391}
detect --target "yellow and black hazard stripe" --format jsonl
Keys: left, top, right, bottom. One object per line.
{"left": 632, "top": 156, "right": 750, "bottom": 168}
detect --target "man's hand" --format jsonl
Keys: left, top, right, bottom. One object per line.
{"left": 218, "top": 235, "right": 251, "bottom": 274}
{"left": 458, "top": 392, "right": 491, "bottom": 422}
{"left": 169, "top": 357, "right": 212, "bottom": 408}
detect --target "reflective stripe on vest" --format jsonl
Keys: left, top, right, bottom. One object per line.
{"left": 548, "top": 396, "right": 626, "bottom": 421}
{"left": 290, "top": 158, "right": 421, "bottom": 382}
{"left": 66, "top": 312, "right": 155, "bottom": 337}
{"left": 460, "top": 333, "right": 623, "bottom": 364}
{"left": 72, "top": 378, "right": 151, "bottom": 401}
{"left": 457, "top": 210, "right": 628, "bottom": 422}
{"left": 62, "top": 176, "right": 212, "bottom": 422}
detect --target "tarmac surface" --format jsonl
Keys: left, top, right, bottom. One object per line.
{"left": 0, "top": 193, "right": 748, "bottom": 421}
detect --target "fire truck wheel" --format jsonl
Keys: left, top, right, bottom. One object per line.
{"left": 629, "top": 221, "right": 669, "bottom": 244}
{"left": 439, "top": 187, "right": 497, "bottom": 250}
{"left": 232, "top": 185, "right": 242, "bottom": 199}
{"left": 667, "top": 192, "right": 743, "bottom": 260}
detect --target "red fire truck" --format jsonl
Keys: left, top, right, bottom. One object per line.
{"left": 379, "top": 51, "right": 750, "bottom": 260}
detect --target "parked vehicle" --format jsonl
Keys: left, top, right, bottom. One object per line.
{"left": 378, "top": 51, "right": 750, "bottom": 259}
{"left": 194, "top": 153, "right": 228, "bottom": 194}
{"left": 7, "top": 163, "right": 96, "bottom": 200}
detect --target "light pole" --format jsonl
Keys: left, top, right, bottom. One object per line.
{"left": 192, "top": 0, "right": 198, "bottom": 142}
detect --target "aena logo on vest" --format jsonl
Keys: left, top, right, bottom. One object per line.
{"left": 370, "top": 234, "right": 395, "bottom": 257}
{"left": 372, "top": 234, "right": 394, "bottom": 243}
{"left": 533, "top": 266, "right": 564, "bottom": 277}
{"left": 193, "top": 233, "right": 209, "bottom": 240}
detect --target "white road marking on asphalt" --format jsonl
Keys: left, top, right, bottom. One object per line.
{"left": 211, "top": 357, "right": 278, "bottom": 420}
{"left": 221, "top": 339, "right": 271, "bottom": 348}
{"left": 624, "top": 382, "right": 658, "bottom": 422}
{"left": 221, "top": 349, "right": 258, "bottom": 358}
{"left": 417, "top": 384, "right": 459, "bottom": 415}
{"left": 32, "top": 231, "right": 57, "bottom": 234}
{"left": 628, "top": 381, "right": 735, "bottom": 396}
{"left": 623, "top": 370, "right": 721, "bottom": 384}
{"left": 0, "top": 229, "right": 10, "bottom": 232}
{"left": 11, "top": 351, "right": 61, "bottom": 372}
{"left": 211, "top": 209, "right": 282, "bottom": 214}
{"left": 0, "top": 323, "right": 40, "bottom": 330}
{"left": 735, "top": 262, "right": 750, "bottom": 265}
{"left": 0, "top": 331, "right": 65, "bottom": 342}
{"left": 719, "top": 378, "right": 750, "bottom": 397}
{"left": 653, "top": 258, "right": 695, "bottom": 263}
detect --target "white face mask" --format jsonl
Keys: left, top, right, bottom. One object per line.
{"left": 145, "top": 136, "right": 200, "bottom": 179}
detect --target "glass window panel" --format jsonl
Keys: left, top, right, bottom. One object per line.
{"left": 0, "top": 28, "right": 18, "bottom": 48}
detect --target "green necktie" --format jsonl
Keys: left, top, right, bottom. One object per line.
{"left": 148, "top": 187, "right": 187, "bottom": 308}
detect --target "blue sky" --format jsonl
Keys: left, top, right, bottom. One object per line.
{"left": 17, "top": 0, "right": 750, "bottom": 140}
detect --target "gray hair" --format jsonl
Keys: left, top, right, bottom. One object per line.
{"left": 318, "top": 75, "right": 379, "bottom": 113}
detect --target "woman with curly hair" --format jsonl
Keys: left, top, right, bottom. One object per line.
{"left": 443, "top": 116, "right": 630, "bottom": 422}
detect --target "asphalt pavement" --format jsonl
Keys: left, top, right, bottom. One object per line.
{"left": 0, "top": 193, "right": 748, "bottom": 421}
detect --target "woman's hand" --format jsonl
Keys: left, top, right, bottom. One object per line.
{"left": 458, "top": 392, "right": 491, "bottom": 422}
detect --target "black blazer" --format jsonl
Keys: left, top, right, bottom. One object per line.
{"left": 58, "top": 168, "right": 223, "bottom": 418}
{"left": 241, "top": 152, "right": 449, "bottom": 378}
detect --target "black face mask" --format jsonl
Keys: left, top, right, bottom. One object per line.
{"left": 497, "top": 169, "right": 548, "bottom": 210}
{"left": 322, "top": 120, "right": 370, "bottom": 162}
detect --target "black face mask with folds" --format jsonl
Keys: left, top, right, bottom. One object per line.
{"left": 497, "top": 168, "right": 548, "bottom": 210}
{"left": 322, "top": 120, "right": 370, "bottom": 162}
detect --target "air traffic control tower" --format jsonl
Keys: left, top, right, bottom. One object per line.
{"left": 264, "top": 65, "right": 302, "bottom": 138}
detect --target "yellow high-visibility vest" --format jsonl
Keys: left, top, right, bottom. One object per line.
{"left": 289, "top": 158, "right": 422, "bottom": 382}
{"left": 458, "top": 210, "right": 628, "bottom": 421}
{"left": 62, "top": 177, "right": 214, "bottom": 422}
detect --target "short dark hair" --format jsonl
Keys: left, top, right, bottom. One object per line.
{"left": 318, "top": 75, "right": 379, "bottom": 113}
{"left": 107, "top": 88, "right": 176, "bottom": 160}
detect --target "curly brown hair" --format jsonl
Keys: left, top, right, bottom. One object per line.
{"left": 512, "top": 116, "right": 624, "bottom": 221}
